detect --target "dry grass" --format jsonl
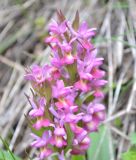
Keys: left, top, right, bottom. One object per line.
{"left": 0, "top": 0, "right": 136, "bottom": 159}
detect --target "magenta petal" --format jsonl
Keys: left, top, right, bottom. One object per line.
{"left": 70, "top": 105, "right": 78, "bottom": 112}
{"left": 93, "top": 104, "right": 105, "bottom": 112}
{"left": 76, "top": 129, "right": 88, "bottom": 142}
{"left": 74, "top": 80, "right": 90, "bottom": 92}
{"left": 54, "top": 136, "right": 67, "bottom": 148}
{"left": 79, "top": 72, "right": 93, "bottom": 80}
{"left": 31, "top": 138, "right": 46, "bottom": 148}
{"left": 82, "top": 114, "right": 92, "bottom": 122}
{"left": 58, "top": 151, "right": 65, "bottom": 160}
{"left": 39, "top": 97, "right": 46, "bottom": 107}
{"left": 59, "top": 21, "right": 67, "bottom": 33}
{"left": 40, "top": 148, "right": 52, "bottom": 159}
{"left": 62, "top": 54, "right": 75, "bottom": 65}
{"left": 65, "top": 113, "right": 77, "bottom": 122}
{"left": 33, "top": 119, "right": 51, "bottom": 130}
{"left": 59, "top": 42, "right": 72, "bottom": 53}
{"left": 85, "top": 120, "right": 99, "bottom": 132}
{"left": 52, "top": 80, "right": 72, "bottom": 98}
{"left": 79, "top": 39, "right": 92, "bottom": 50}
{"left": 94, "top": 58, "right": 104, "bottom": 66}
{"left": 45, "top": 36, "right": 59, "bottom": 43}
{"left": 78, "top": 21, "right": 88, "bottom": 33}
{"left": 92, "top": 69, "right": 105, "bottom": 79}
{"left": 24, "top": 74, "right": 35, "bottom": 81}
{"left": 54, "top": 127, "right": 66, "bottom": 136}
{"left": 55, "top": 100, "right": 68, "bottom": 109}
{"left": 95, "top": 111, "right": 105, "bottom": 121}
{"left": 29, "top": 108, "right": 44, "bottom": 117}
{"left": 49, "top": 106, "right": 59, "bottom": 118}
{"left": 93, "top": 80, "right": 107, "bottom": 86}
{"left": 94, "top": 89, "right": 104, "bottom": 98}
{"left": 85, "top": 28, "right": 97, "bottom": 38}
{"left": 49, "top": 20, "right": 58, "bottom": 33}
{"left": 80, "top": 136, "right": 90, "bottom": 150}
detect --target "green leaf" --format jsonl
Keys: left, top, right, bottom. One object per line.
{"left": 64, "top": 123, "right": 74, "bottom": 153}
{"left": 122, "top": 147, "right": 136, "bottom": 160}
{"left": 0, "top": 150, "right": 21, "bottom": 160}
{"left": 130, "top": 133, "right": 136, "bottom": 145}
{"left": 82, "top": 92, "right": 94, "bottom": 104}
{"left": 87, "top": 126, "right": 114, "bottom": 160}
{"left": 72, "top": 11, "right": 79, "bottom": 30}
{"left": 71, "top": 155, "right": 86, "bottom": 160}
{"left": 0, "top": 135, "right": 22, "bottom": 160}
{"left": 113, "top": 117, "right": 122, "bottom": 128}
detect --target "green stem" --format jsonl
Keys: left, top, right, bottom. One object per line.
{"left": 71, "top": 155, "right": 86, "bottom": 160}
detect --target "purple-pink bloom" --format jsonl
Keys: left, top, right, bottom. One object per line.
{"left": 77, "top": 59, "right": 93, "bottom": 80}
{"left": 26, "top": 11, "right": 107, "bottom": 160}
{"left": 82, "top": 102, "right": 105, "bottom": 131}
{"left": 29, "top": 97, "right": 46, "bottom": 118}
{"left": 69, "top": 21, "right": 96, "bottom": 39}
{"left": 91, "top": 67, "right": 105, "bottom": 79}
{"left": 51, "top": 52, "right": 63, "bottom": 68}
{"left": 24, "top": 64, "right": 52, "bottom": 85}
{"left": 52, "top": 80, "right": 72, "bottom": 98}
{"left": 39, "top": 147, "right": 53, "bottom": 159}
{"left": 49, "top": 20, "right": 67, "bottom": 35}
{"left": 62, "top": 53, "right": 75, "bottom": 65}
{"left": 55, "top": 98, "right": 72, "bottom": 110}
{"left": 58, "top": 42, "right": 72, "bottom": 53}
{"left": 58, "top": 151, "right": 65, "bottom": 160}
{"left": 33, "top": 119, "right": 52, "bottom": 130}
{"left": 94, "top": 89, "right": 105, "bottom": 98}
{"left": 52, "top": 126, "right": 67, "bottom": 148}
{"left": 74, "top": 79, "right": 91, "bottom": 92}
{"left": 31, "top": 131, "right": 52, "bottom": 148}
{"left": 67, "top": 21, "right": 96, "bottom": 50}
{"left": 72, "top": 135, "right": 90, "bottom": 155}
{"left": 45, "top": 20, "right": 67, "bottom": 46}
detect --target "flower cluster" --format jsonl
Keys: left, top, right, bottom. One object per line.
{"left": 25, "top": 11, "right": 107, "bottom": 160}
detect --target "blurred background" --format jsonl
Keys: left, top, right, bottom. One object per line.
{"left": 0, "top": 0, "right": 136, "bottom": 160}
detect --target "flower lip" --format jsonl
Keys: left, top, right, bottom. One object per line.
{"left": 54, "top": 127, "right": 66, "bottom": 136}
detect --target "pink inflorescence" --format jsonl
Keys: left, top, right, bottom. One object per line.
{"left": 25, "top": 11, "right": 107, "bottom": 160}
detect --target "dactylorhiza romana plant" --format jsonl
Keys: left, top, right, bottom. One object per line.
{"left": 25, "top": 11, "right": 107, "bottom": 160}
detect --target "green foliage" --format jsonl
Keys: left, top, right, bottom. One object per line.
{"left": 0, "top": 135, "right": 21, "bottom": 160}
{"left": 0, "top": 150, "right": 21, "bottom": 160}
{"left": 82, "top": 92, "right": 94, "bottom": 104}
{"left": 130, "top": 133, "right": 136, "bottom": 145}
{"left": 64, "top": 124, "right": 74, "bottom": 153}
{"left": 121, "top": 133, "right": 136, "bottom": 160}
{"left": 87, "top": 126, "right": 114, "bottom": 160}
{"left": 113, "top": 117, "right": 122, "bottom": 128}
{"left": 71, "top": 155, "right": 86, "bottom": 160}
{"left": 122, "top": 147, "right": 136, "bottom": 160}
